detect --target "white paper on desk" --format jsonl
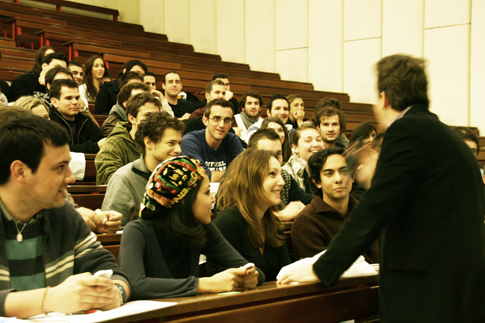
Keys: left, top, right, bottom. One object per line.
{"left": 69, "top": 152, "right": 85, "bottom": 181}
{"left": 276, "top": 250, "right": 377, "bottom": 282}
{"left": 0, "top": 318, "right": 25, "bottom": 323}
{"left": 25, "top": 300, "right": 176, "bottom": 323}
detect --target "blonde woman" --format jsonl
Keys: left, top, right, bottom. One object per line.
{"left": 14, "top": 96, "right": 50, "bottom": 119}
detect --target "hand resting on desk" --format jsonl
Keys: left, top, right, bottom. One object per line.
{"left": 197, "top": 266, "right": 258, "bottom": 293}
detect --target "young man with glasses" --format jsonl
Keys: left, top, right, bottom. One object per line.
{"left": 181, "top": 99, "right": 243, "bottom": 182}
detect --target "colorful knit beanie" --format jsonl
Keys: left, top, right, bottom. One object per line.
{"left": 139, "top": 156, "right": 206, "bottom": 219}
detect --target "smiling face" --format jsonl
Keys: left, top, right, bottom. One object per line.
{"left": 317, "top": 114, "right": 341, "bottom": 145}
{"left": 69, "top": 65, "right": 84, "bottom": 85}
{"left": 192, "top": 176, "right": 215, "bottom": 225}
{"left": 267, "top": 99, "right": 289, "bottom": 124}
{"left": 24, "top": 143, "right": 76, "bottom": 214}
{"left": 242, "top": 96, "right": 261, "bottom": 118}
{"left": 294, "top": 129, "right": 324, "bottom": 162}
{"left": 92, "top": 58, "right": 105, "bottom": 80}
{"left": 147, "top": 127, "right": 183, "bottom": 165}
{"left": 266, "top": 122, "right": 285, "bottom": 144}
{"left": 162, "top": 73, "right": 182, "bottom": 99}
{"left": 261, "top": 156, "right": 285, "bottom": 210}
{"left": 51, "top": 86, "right": 81, "bottom": 121}
{"left": 316, "top": 154, "right": 352, "bottom": 203}
{"left": 203, "top": 105, "right": 233, "bottom": 143}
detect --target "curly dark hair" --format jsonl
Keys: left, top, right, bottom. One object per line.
{"left": 134, "top": 111, "right": 185, "bottom": 154}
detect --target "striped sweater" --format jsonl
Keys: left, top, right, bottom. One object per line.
{"left": 0, "top": 201, "right": 129, "bottom": 316}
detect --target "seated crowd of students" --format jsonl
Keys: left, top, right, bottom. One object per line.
{"left": 0, "top": 46, "right": 482, "bottom": 319}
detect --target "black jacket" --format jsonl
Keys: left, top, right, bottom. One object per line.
{"left": 49, "top": 108, "right": 103, "bottom": 153}
{"left": 9, "top": 70, "right": 46, "bottom": 102}
{"left": 94, "top": 79, "right": 120, "bottom": 115}
{"left": 313, "top": 104, "right": 485, "bottom": 322}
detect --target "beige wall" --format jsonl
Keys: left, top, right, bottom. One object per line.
{"left": 67, "top": 0, "right": 484, "bottom": 132}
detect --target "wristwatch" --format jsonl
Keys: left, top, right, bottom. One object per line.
{"left": 114, "top": 283, "right": 127, "bottom": 305}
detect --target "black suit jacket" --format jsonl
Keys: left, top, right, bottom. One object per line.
{"left": 313, "top": 104, "right": 485, "bottom": 322}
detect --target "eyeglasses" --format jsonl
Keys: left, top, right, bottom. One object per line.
{"left": 209, "top": 116, "right": 233, "bottom": 124}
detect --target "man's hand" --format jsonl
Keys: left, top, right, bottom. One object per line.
{"left": 151, "top": 89, "right": 165, "bottom": 101}
{"left": 232, "top": 127, "right": 242, "bottom": 138}
{"left": 38, "top": 72, "right": 46, "bottom": 86}
{"left": 99, "top": 284, "right": 122, "bottom": 311}
{"left": 98, "top": 138, "right": 107, "bottom": 149}
{"left": 77, "top": 208, "right": 121, "bottom": 233}
{"left": 293, "top": 109, "right": 305, "bottom": 127}
{"left": 275, "top": 201, "right": 305, "bottom": 221}
{"left": 43, "top": 273, "right": 116, "bottom": 314}
{"left": 179, "top": 113, "right": 191, "bottom": 120}
{"left": 277, "top": 261, "right": 319, "bottom": 285}
{"left": 95, "top": 210, "right": 122, "bottom": 234}
{"left": 225, "top": 90, "right": 234, "bottom": 101}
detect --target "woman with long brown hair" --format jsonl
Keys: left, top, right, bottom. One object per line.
{"left": 208, "top": 149, "right": 291, "bottom": 281}
{"left": 79, "top": 55, "right": 111, "bottom": 106}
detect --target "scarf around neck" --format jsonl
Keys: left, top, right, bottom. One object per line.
{"left": 239, "top": 111, "right": 259, "bottom": 129}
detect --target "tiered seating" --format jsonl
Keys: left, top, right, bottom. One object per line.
{"left": 2, "top": 0, "right": 481, "bottom": 215}
{"left": 0, "top": 0, "right": 376, "bottom": 135}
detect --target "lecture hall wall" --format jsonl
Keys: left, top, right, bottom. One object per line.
{"left": 69, "top": 0, "right": 485, "bottom": 133}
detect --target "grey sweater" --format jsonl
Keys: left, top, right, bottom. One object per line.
{"left": 102, "top": 156, "right": 151, "bottom": 227}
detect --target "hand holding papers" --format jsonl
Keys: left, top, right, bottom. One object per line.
{"left": 277, "top": 250, "right": 378, "bottom": 285}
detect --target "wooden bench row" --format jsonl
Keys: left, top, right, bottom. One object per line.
{"left": 19, "top": 0, "right": 120, "bottom": 21}
{"left": 0, "top": 1, "right": 141, "bottom": 34}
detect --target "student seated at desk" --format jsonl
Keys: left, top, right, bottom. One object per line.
{"left": 102, "top": 111, "right": 185, "bottom": 227}
{"left": 0, "top": 111, "right": 129, "bottom": 318}
{"left": 208, "top": 150, "right": 291, "bottom": 281}
{"left": 119, "top": 157, "right": 263, "bottom": 300}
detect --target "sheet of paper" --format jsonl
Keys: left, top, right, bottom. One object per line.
{"left": 25, "top": 300, "right": 176, "bottom": 323}
{"left": 276, "top": 250, "right": 377, "bottom": 283}
{"left": 69, "top": 152, "right": 86, "bottom": 181}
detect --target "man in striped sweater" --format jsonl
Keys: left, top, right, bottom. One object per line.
{"left": 0, "top": 110, "right": 130, "bottom": 318}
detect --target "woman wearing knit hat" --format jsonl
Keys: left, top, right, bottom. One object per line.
{"left": 207, "top": 149, "right": 291, "bottom": 281}
{"left": 118, "top": 156, "right": 263, "bottom": 300}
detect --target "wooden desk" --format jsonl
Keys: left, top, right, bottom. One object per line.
{"left": 67, "top": 185, "right": 106, "bottom": 194}
{"left": 101, "top": 276, "right": 379, "bottom": 323}
{"left": 97, "top": 233, "right": 121, "bottom": 245}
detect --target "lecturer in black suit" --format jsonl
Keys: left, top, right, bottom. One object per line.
{"left": 278, "top": 54, "right": 485, "bottom": 322}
